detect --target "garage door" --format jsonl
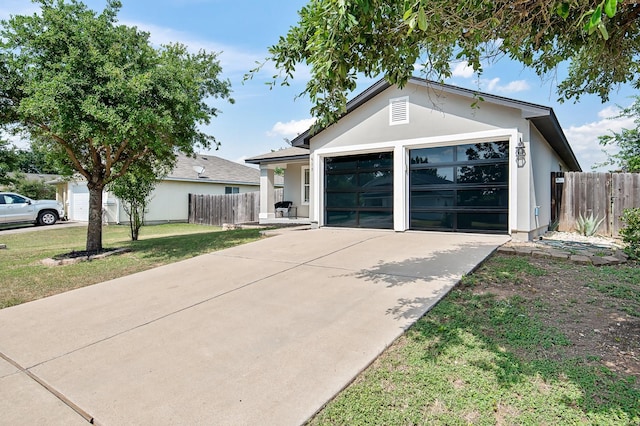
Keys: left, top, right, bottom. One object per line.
{"left": 410, "top": 141, "right": 509, "bottom": 233}
{"left": 324, "top": 152, "right": 393, "bottom": 229}
{"left": 71, "top": 192, "right": 90, "bottom": 222}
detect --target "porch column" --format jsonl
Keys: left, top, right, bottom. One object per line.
{"left": 259, "top": 166, "right": 276, "bottom": 220}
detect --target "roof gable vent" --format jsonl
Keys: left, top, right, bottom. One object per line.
{"left": 389, "top": 96, "right": 409, "bottom": 125}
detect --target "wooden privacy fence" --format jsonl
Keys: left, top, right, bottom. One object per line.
{"left": 188, "top": 189, "right": 283, "bottom": 226}
{"left": 552, "top": 172, "right": 640, "bottom": 237}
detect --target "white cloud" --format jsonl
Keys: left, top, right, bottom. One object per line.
{"left": 122, "top": 21, "right": 264, "bottom": 76}
{"left": 500, "top": 80, "right": 530, "bottom": 93}
{"left": 451, "top": 62, "right": 475, "bottom": 78}
{"left": 597, "top": 105, "right": 621, "bottom": 119}
{"left": 123, "top": 21, "right": 312, "bottom": 85}
{"left": 483, "top": 78, "right": 529, "bottom": 94}
{"left": 267, "top": 118, "right": 315, "bottom": 139}
{"left": 0, "top": 131, "right": 29, "bottom": 149}
{"left": 563, "top": 106, "right": 634, "bottom": 171}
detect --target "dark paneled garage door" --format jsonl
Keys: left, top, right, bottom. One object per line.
{"left": 410, "top": 142, "right": 509, "bottom": 233}
{"left": 325, "top": 152, "right": 393, "bottom": 229}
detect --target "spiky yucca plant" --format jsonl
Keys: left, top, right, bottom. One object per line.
{"left": 576, "top": 212, "right": 605, "bottom": 237}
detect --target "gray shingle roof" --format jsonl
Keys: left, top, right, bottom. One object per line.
{"left": 169, "top": 153, "right": 280, "bottom": 185}
{"left": 245, "top": 147, "right": 310, "bottom": 164}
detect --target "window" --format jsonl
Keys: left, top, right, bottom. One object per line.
{"left": 2, "top": 194, "right": 27, "bottom": 204}
{"left": 225, "top": 186, "right": 239, "bottom": 194}
{"left": 389, "top": 96, "right": 409, "bottom": 125}
{"left": 301, "top": 166, "right": 310, "bottom": 204}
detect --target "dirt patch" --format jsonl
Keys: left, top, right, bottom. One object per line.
{"left": 42, "top": 247, "right": 131, "bottom": 266}
{"left": 470, "top": 253, "right": 640, "bottom": 378}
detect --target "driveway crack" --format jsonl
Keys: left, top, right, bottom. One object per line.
{"left": 0, "top": 351, "right": 95, "bottom": 424}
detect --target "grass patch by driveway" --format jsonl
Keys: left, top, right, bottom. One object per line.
{"left": 0, "top": 223, "right": 264, "bottom": 309}
{"left": 310, "top": 254, "right": 640, "bottom": 425}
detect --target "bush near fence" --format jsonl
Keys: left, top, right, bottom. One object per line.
{"left": 553, "top": 172, "right": 640, "bottom": 237}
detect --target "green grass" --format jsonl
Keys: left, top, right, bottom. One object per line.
{"left": 584, "top": 265, "right": 640, "bottom": 317}
{"left": 461, "top": 255, "right": 546, "bottom": 286}
{"left": 0, "top": 223, "right": 264, "bottom": 309}
{"left": 310, "top": 258, "right": 640, "bottom": 426}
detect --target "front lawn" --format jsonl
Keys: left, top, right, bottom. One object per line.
{"left": 0, "top": 223, "right": 264, "bottom": 309}
{"left": 310, "top": 254, "right": 640, "bottom": 425}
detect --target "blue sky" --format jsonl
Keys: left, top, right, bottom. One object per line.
{"left": 1, "top": 0, "right": 635, "bottom": 171}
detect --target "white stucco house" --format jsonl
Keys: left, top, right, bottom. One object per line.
{"left": 53, "top": 153, "right": 281, "bottom": 224}
{"left": 246, "top": 77, "right": 581, "bottom": 240}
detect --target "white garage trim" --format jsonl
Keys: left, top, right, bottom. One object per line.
{"left": 313, "top": 128, "right": 519, "bottom": 233}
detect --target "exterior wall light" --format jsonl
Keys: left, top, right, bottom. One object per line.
{"left": 516, "top": 139, "right": 526, "bottom": 168}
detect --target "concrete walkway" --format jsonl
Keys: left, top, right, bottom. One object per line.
{"left": 0, "top": 228, "right": 508, "bottom": 425}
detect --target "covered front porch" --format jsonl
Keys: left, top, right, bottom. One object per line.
{"left": 245, "top": 147, "right": 311, "bottom": 225}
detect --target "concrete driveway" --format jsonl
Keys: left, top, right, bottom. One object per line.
{"left": 0, "top": 220, "right": 85, "bottom": 235}
{"left": 0, "top": 228, "right": 508, "bottom": 425}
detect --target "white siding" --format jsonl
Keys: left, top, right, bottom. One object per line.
{"left": 305, "top": 80, "right": 562, "bottom": 238}
{"left": 528, "top": 125, "right": 565, "bottom": 237}
{"left": 311, "top": 84, "right": 528, "bottom": 152}
{"left": 120, "top": 180, "right": 260, "bottom": 224}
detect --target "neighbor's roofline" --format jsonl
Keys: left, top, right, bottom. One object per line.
{"left": 163, "top": 177, "right": 262, "bottom": 186}
{"left": 164, "top": 176, "right": 283, "bottom": 187}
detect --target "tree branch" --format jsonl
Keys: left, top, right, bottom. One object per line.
{"left": 38, "top": 124, "right": 90, "bottom": 180}
{"left": 107, "top": 147, "right": 150, "bottom": 183}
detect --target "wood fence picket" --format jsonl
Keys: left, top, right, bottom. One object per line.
{"left": 188, "top": 189, "right": 283, "bottom": 226}
{"left": 552, "top": 172, "right": 640, "bottom": 237}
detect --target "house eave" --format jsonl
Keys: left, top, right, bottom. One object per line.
{"left": 244, "top": 154, "right": 310, "bottom": 165}
{"left": 529, "top": 111, "right": 582, "bottom": 171}
{"left": 290, "top": 76, "right": 580, "bottom": 171}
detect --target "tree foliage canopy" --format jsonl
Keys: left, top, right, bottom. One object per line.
{"left": 262, "top": 0, "right": 639, "bottom": 128}
{"left": 0, "top": 139, "right": 17, "bottom": 185}
{"left": 0, "top": 0, "right": 232, "bottom": 250}
{"left": 599, "top": 98, "right": 640, "bottom": 172}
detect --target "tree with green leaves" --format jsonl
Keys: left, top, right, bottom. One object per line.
{"left": 598, "top": 98, "right": 640, "bottom": 172}
{"left": 0, "top": 0, "right": 232, "bottom": 252}
{"left": 108, "top": 162, "right": 167, "bottom": 241}
{"left": 14, "top": 146, "right": 64, "bottom": 174}
{"left": 0, "top": 139, "right": 17, "bottom": 186}
{"left": 260, "top": 0, "right": 636, "bottom": 129}
{"left": 10, "top": 175, "right": 57, "bottom": 200}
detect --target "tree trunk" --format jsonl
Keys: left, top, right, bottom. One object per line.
{"left": 86, "top": 184, "right": 104, "bottom": 252}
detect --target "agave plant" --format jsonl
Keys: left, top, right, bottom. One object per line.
{"left": 575, "top": 212, "right": 605, "bottom": 237}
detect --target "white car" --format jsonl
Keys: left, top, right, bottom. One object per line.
{"left": 0, "top": 192, "right": 65, "bottom": 226}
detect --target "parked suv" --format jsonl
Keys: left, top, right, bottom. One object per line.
{"left": 0, "top": 192, "right": 65, "bottom": 226}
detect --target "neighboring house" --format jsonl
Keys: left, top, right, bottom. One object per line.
{"left": 52, "top": 153, "right": 282, "bottom": 224}
{"left": 1, "top": 173, "right": 61, "bottom": 190}
{"left": 246, "top": 77, "right": 581, "bottom": 240}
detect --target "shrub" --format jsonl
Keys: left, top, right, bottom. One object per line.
{"left": 575, "top": 212, "right": 604, "bottom": 236}
{"left": 620, "top": 208, "right": 640, "bottom": 260}
{"left": 10, "top": 177, "right": 56, "bottom": 200}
